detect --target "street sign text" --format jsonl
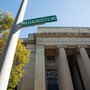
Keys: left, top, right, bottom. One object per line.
{"left": 21, "top": 15, "right": 57, "bottom": 27}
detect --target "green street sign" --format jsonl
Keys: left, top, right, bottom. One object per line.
{"left": 20, "top": 15, "right": 57, "bottom": 27}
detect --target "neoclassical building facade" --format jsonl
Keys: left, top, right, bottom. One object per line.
{"left": 18, "top": 27, "right": 90, "bottom": 90}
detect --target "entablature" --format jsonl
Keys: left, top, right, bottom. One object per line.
{"left": 34, "top": 33, "right": 90, "bottom": 37}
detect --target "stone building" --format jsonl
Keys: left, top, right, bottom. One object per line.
{"left": 18, "top": 27, "right": 90, "bottom": 90}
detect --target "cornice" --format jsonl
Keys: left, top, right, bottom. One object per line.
{"left": 34, "top": 33, "right": 90, "bottom": 37}
{"left": 23, "top": 33, "right": 90, "bottom": 44}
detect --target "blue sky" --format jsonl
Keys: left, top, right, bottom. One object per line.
{"left": 0, "top": 0, "right": 90, "bottom": 38}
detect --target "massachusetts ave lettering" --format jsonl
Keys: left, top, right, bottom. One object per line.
{"left": 21, "top": 15, "right": 57, "bottom": 27}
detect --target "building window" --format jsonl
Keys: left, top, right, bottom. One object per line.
{"left": 46, "top": 56, "right": 59, "bottom": 90}
{"left": 46, "top": 56, "right": 55, "bottom": 63}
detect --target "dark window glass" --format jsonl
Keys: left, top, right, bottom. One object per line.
{"left": 47, "top": 56, "right": 55, "bottom": 63}
{"left": 46, "top": 56, "right": 59, "bottom": 90}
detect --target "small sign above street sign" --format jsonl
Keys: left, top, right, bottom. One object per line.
{"left": 20, "top": 15, "right": 57, "bottom": 28}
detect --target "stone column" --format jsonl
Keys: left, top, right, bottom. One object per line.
{"left": 34, "top": 44, "right": 46, "bottom": 90}
{"left": 58, "top": 46, "right": 74, "bottom": 90}
{"left": 76, "top": 54, "right": 90, "bottom": 90}
{"left": 70, "top": 63, "right": 83, "bottom": 90}
{"left": 78, "top": 45, "right": 90, "bottom": 81}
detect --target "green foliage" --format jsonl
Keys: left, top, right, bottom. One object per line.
{"left": 0, "top": 38, "right": 5, "bottom": 58}
{"left": 0, "top": 9, "right": 30, "bottom": 90}
{"left": 0, "top": 33, "right": 30, "bottom": 90}
{"left": 0, "top": 30, "right": 10, "bottom": 58}
{"left": 8, "top": 39, "right": 30, "bottom": 90}
{"left": 0, "top": 9, "right": 14, "bottom": 30}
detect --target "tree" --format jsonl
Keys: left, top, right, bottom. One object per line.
{"left": 0, "top": 9, "right": 14, "bottom": 30}
{"left": 0, "top": 9, "right": 30, "bottom": 90}
{"left": 8, "top": 39, "right": 30, "bottom": 90}
{"left": 0, "top": 38, "right": 5, "bottom": 58}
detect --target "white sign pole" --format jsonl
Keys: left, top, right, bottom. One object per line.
{"left": 0, "top": 0, "right": 28, "bottom": 90}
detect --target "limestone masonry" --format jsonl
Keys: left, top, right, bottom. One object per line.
{"left": 17, "top": 27, "right": 90, "bottom": 90}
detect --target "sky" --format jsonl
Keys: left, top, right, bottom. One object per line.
{"left": 0, "top": 0, "right": 90, "bottom": 38}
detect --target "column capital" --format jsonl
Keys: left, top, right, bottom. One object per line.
{"left": 78, "top": 45, "right": 87, "bottom": 48}
{"left": 76, "top": 45, "right": 87, "bottom": 54}
{"left": 57, "top": 44, "right": 67, "bottom": 49}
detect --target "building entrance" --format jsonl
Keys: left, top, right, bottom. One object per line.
{"left": 45, "top": 49, "right": 59, "bottom": 90}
